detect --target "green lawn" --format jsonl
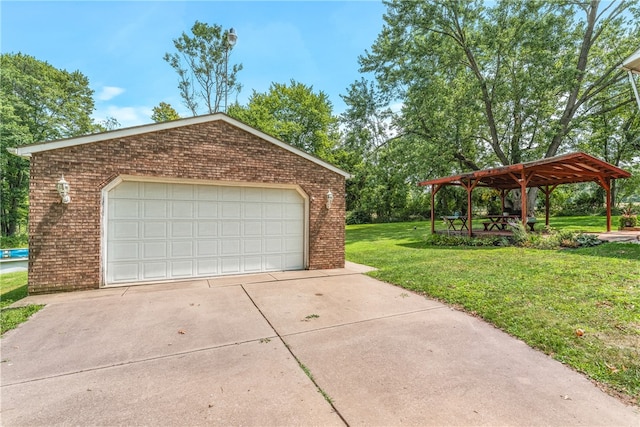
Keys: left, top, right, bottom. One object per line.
{"left": 0, "top": 271, "right": 43, "bottom": 335}
{"left": 346, "top": 220, "right": 640, "bottom": 405}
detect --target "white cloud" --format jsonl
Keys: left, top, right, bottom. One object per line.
{"left": 93, "top": 105, "right": 153, "bottom": 128}
{"left": 96, "top": 86, "right": 125, "bottom": 101}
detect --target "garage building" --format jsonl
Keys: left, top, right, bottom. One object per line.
{"left": 10, "top": 114, "right": 349, "bottom": 294}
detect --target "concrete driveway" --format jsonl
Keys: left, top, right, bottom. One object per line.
{"left": 1, "top": 262, "right": 638, "bottom": 426}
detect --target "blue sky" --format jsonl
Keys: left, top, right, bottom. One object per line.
{"left": 2, "top": 1, "right": 386, "bottom": 127}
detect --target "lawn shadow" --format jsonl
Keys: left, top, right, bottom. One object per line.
{"left": 559, "top": 242, "right": 640, "bottom": 261}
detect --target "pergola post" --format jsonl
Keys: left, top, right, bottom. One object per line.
{"left": 601, "top": 178, "right": 612, "bottom": 232}
{"left": 461, "top": 179, "right": 479, "bottom": 237}
{"left": 521, "top": 170, "right": 528, "bottom": 227}
{"left": 539, "top": 185, "right": 557, "bottom": 228}
{"left": 430, "top": 184, "right": 443, "bottom": 234}
{"left": 500, "top": 189, "right": 508, "bottom": 214}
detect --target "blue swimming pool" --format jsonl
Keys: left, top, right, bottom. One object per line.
{"left": 1, "top": 248, "right": 29, "bottom": 259}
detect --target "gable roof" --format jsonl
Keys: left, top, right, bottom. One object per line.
{"left": 8, "top": 113, "right": 351, "bottom": 178}
{"left": 418, "top": 152, "right": 631, "bottom": 190}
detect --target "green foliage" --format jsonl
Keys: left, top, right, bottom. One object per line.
{"left": 1, "top": 53, "right": 96, "bottom": 237}
{"left": 0, "top": 271, "right": 42, "bottom": 335}
{"left": 0, "top": 233, "right": 28, "bottom": 248}
{"left": 151, "top": 102, "right": 181, "bottom": 122}
{"left": 1, "top": 305, "right": 43, "bottom": 335}
{"left": 620, "top": 215, "right": 638, "bottom": 228}
{"left": 164, "top": 21, "right": 242, "bottom": 115}
{"left": 228, "top": 80, "right": 339, "bottom": 161}
{"left": 424, "top": 233, "right": 508, "bottom": 247}
{"left": 347, "top": 0, "right": 638, "bottom": 221}
{"left": 346, "top": 221, "right": 640, "bottom": 402}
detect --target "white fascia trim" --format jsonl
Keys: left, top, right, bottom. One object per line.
{"left": 622, "top": 48, "right": 640, "bottom": 74}
{"left": 8, "top": 113, "right": 351, "bottom": 178}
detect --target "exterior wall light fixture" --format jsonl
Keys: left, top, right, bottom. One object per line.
{"left": 56, "top": 175, "right": 71, "bottom": 204}
{"left": 326, "top": 190, "right": 334, "bottom": 209}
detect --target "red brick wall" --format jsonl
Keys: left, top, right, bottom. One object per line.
{"left": 28, "top": 120, "right": 346, "bottom": 294}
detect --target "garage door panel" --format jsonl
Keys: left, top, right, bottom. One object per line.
{"left": 171, "top": 241, "right": 193, "bottom": 257}
{"left": 244, "top": 221, "right": 262, "bottom": 236}
{"left": 110, "top": 242, "right": 139, "bottom": 260}
{"left": 221, "top": 221, "right": 241, "bottom": 236}
{"left": 285, "top": 254, "right": 304, "bottom": 269}
{"left": 143, "top": 242, "right": 167, "bottom": 259}
{"left": 197, "top": 258, "right": 218, "bottom": 275}
{"left": 221, "top": 187, "right": 242, "bottom": 201}
{"left": 264, "top": 221, "right": 283, "bottom": 235}
{"left": 222, "top": 239, "right": 240, "bottom": 255}
{"left": 170, "top": 184, "right": 194, "bottom": 200}
{"left": 197, "top": 221, "right": 218, "bottom": 236}
{"left": 144, "top": 222, "right": 167, "bottom": 238}
{"left": 197, "top": 240, "right": 219, "bottom": 257}
{"left": 197, "top": 186, "right": 219, "bottom": 200}
{"left": 142, "top": 182, "right": 167, "bottom": 199}
{"left": 142, "top": 262, "right": 167, "bottom": 279}
{"left": 171, "top": 201, "right": 194, "bottom": 218}
{"left": 263, "top": 188, "right": 284, "bottom": 202}
{"left": 264, "top": 255, "right": 284, "bottom": 271}
{"left": 285, "top": 221, "right": 303, "bottom": 235}
{"left": 265, "top": 238, "right": 282, "bottom": 253}
{"left": 222, "top": 203, "right": 241, "bottom": 218}
{"left": 244, "top": 188, "right": 263, "bottom": 201}
{"left": 243, "top": 239, "right": 262, "bottom": 254}
{"left": 243, "top": 256, "right": 262, "bottom": 272}
{"left": 112, "top": 221, "right": 139, "bottom": 239}
{"left": 285, "top": 204, "right": 303, "bottom": 219}
{"left": 171, "top": 222, "right": 193, "bottom": 238}
{"left": 221, "top": 257, "right": 241, "bottom": 274}
{"left": 111, "top": 199, "right": 139, "bottom": 219}
{"left": 110, "top": 263, "right": 139, "bottom": 282}
{"left": 244, "top": 203, "right": 262, "bottom": 218}
{"left": 171, "top": 260, "right": 193, "bottom": 277}
{"left": 111, "top": 181, "right": 139, "bottom": 199}
{"left": 143, "top": 200, "right": 167, "bottom": 218}
{"left": 285, "top": 238, "right": 303, "bottom": 252}
{"left": 197, "top": 202, "right": 218, "bottom": 218}
{"left": 107, "top": 182, "right": 305, "bottom": 284}
{"left": 264, "top": 204, "right": 283, "bottom": 219}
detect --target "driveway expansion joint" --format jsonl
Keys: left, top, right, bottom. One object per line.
{"left": 239, "top": 283, "right": 350, "bottom": 426}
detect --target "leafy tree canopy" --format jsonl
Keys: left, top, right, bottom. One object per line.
{"left": 164, "top": 21, "right": 242, "bottom": 115}
{"left": 228, "top": 79, "right": 340, "bottom": 161}
{"left": 151, "top": 101, "right": 181, "bottom": 122}
{"left": 1, "top": 53, "right": 95, "bottom": 236}
{"left": 359, "top": 0, "right": 639, "bottom": 173}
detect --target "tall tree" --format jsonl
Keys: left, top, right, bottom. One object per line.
{"left": 1, "top": 53, "right": 95, "bottom": 236}
{"left": 164, "top": 21, "right": 242, "bottom": 115}
{"left": 151, "top": 102, "right": 181, "bottom": 122}
{"left": 358, "top": 0, "right": 639, "bottom": 211}
{"left": 228, "top": 80, "right": 340, "bottom": 161}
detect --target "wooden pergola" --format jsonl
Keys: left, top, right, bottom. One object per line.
{"left": 418, "top": 152, "right": 631, "bottom": 236}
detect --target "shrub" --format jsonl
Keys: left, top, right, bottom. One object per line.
{"left": 424, "top": 233, "right": 507, "bottom": 247}
{"left": 0, "top": 233, "right": 28, "bottom": 249}
{"left": 346, "top": 210, "right": 372, "bottom": 225}
{"left": 575, "top": 233, "right": 603, "bottom": 247}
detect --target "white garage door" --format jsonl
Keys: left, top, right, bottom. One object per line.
{"left": 105, "top": 181, "right": 305, "bottom": 285}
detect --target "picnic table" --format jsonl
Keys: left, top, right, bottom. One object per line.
{"left": 443, "top": 215, "right": 468, "bottom": 231}
{"left": 482, "top": 215, "right": 536, "bottom": 231}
